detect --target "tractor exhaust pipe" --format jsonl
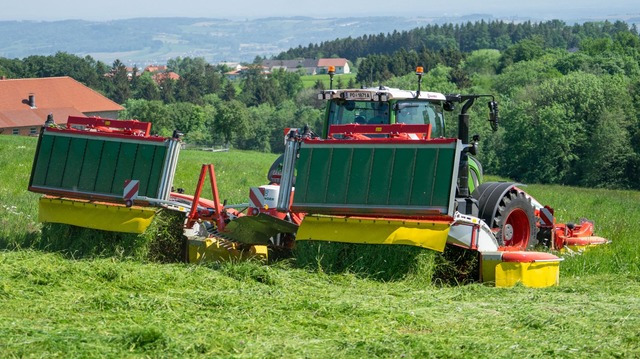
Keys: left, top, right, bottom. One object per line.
{"left": 457, "top": 98, "right": 474, "bottom": 198}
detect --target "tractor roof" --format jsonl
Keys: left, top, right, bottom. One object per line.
{"left": 318, "top": 86, "right": 447, "bottom": 102}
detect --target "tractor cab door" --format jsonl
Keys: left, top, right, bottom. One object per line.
{"left": 394, "top": 100, "right": 445, "bottom": 138}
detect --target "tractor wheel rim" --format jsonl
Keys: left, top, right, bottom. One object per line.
{"left": 504, "top": 208, "right": 530, "bottom": 248}
{"left": 504, "top": 224, "right": 514, "bottom": 241}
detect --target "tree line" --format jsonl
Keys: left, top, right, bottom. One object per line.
{"left": 278, "top": 19, "right": 634, "bottom": 62}
{"left": 276, "top": 19, "right": 640, "bottom": 190}
{"left": 1, "top": 19, "right": 639, "bottom": 190}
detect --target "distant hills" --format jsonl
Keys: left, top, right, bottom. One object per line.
{"left": 1, "top": 14, "right": 639, "bottom": 66}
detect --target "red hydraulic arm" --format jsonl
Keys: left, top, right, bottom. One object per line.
{"left": 186, "top": 164, "right": 226, "bottom": 232}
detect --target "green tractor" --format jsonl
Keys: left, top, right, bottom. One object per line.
{"left": 269, "top": 66, "right": 607, "bottom": 286}
{"left": 27, "top": 67, "right": 607, "bottom": 287}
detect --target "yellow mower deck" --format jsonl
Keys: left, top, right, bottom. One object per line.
{"left": 296, "top": 215, "right": 451, "bottom": 252}
{"left": 39, "top": 197, "right": 156, "bottom": 234}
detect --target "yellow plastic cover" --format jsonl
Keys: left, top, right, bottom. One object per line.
{"left": 481, "top": 255, "right": 560, "bottom": 288}
{"left": 39, "top": 197, "right": 156, "bottom": 234}
{"left": 187, "top": 237, "right": 268, "bottom": 263}
{"left": 296, "top": 215, "right": 450, "bottom": 252}
{"left": 495, "top": 262, "right": 560, "bottom": 288}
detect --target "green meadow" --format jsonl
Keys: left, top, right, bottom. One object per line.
{"left": 0, "top": 135, "right": 638, "bottom": 357}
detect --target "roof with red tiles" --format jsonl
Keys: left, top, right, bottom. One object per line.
{"left": 0, "top": 76, "right": 124, "bottom": 128}
{"left": 317, "top": 58, "right": 349, "bottom": 67}
{"left": 152, "top": 71, "right": 180, "bottom": 83}
{"left": 145, "top": 65, "right": 168, "bottom": 73}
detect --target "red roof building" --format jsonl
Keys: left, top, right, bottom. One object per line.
{"left": 143, "top": 65, "right": 180, "bottom": 84}
{"left": 0, "top": 76, "right": 124, "bottom": 136}
{"left": 144, "top": 65, "right": 168, "bottom": 73}
{"left": 152, "top": 71, "right": 180, "bottom": 83}
{"left": 317, "top": 58, "right": 350, "bottom": 74}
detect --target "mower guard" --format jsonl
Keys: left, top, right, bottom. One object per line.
{"left": 296, "top": 215, "right": 451, "bottom": 252}
{"left": 222, "top": 213, "right": 298, "bottom": 245}
{"left": 39, "top": 197, "right": 156, "bottom": 234}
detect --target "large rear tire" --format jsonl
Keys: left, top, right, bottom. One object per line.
{"left": 494, "top": 190, "right": 538, "bottom": 250}
{"left": 473, "top": 183, "right": 539, "bottom": 250}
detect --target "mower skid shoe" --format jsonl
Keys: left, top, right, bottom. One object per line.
{"left": 187, "top": 236, "right": 268, "bottom": 263}
{"left": 563, "top": 236, "right": 610, "bottom": 252}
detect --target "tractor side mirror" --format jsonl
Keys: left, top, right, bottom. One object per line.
{"left": 488, "top": 101, "right": 499, "bottom": 131}
{"left": 443, "top": 101, "right": 455, "bottom": 112}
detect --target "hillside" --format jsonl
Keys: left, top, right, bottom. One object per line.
{"left": 2, "top": 13, "right": 640, "bottom": 66}
{"left": 0, "top": 16, "right": 475, "bottom": 65}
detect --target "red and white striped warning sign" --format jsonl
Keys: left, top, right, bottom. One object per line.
{"left": 249, "top": 187, "right": 265, "bottom": 209}
{"left": 249, "top": 185, "right": 280, "bottom": 210}
{"left": 123, "top": 179, "right": 140, "bottom": 200}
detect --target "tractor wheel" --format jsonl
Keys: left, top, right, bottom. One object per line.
{"left": 267, "top": 154, "right": 284, "bottom": 184}
{"left": 494, "top": 191, "right": 538, "bottom": 250}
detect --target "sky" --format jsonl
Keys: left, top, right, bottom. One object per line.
{"left": 2, "top": 0, "right": 639, "bottom": 21}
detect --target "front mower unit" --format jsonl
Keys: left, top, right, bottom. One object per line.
{"left": 555, "top": 219, "right": 610, "bottom": 252}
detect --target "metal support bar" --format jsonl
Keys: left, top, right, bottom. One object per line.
{"left": 277, "top": 131, "right": 300, "bottom": 211}
{"left": 158, "top": 138, "right": 181, "bottom": 200}
{"left": 186, "top": 165, "right": 208, "bottom": 229}
{"left": 206, "top": 164, "right": 226, "bottom": 231}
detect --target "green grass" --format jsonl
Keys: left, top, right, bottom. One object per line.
{"left": 36, "top": 209, "right": 185, "bottom": 262}
{"left": 1, "top": 135, "right": 640, "bottom": 357}
{"left": 173, "top": 149, "right": 278, "bottom": 205}
{"left": 1, "top": 252, "right": 638, "bottom": 357}
{"left": 0, "top": 135, "right": 41, "bottom": 249}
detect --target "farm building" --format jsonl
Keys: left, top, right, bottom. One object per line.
{"left": 255, "top": 58, "right": 351, "bottom": 75}
{"left": 0, "top": 77, "right": 123, "bottom": 136}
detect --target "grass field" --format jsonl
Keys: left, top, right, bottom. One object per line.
{"left": 1, "top": 135, "right": 639, "bottom": 357}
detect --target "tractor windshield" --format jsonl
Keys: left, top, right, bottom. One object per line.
{"left": 395, "top": 100, "right": 445, "bottom": 138}
{"left": 328, "top": 100, "right": 390, "bottom": 125}
{"left": 327, "top": 99, "right": 445, "bottom": 138}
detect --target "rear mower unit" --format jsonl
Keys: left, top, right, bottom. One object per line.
{"left": 27, "top": 68, "right": 608, "bottom": 288}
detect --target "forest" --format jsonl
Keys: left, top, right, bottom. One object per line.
{"left": 1, "top": 19, "right": 639, "bottom": 190}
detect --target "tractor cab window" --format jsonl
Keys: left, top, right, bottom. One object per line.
{"left": 328, "top": 100, "right": 390, "bottom": 125}
{"left": 395, "top": 100, "right": 445, "bottom": 138}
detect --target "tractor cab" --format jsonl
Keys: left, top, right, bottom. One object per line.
{"left": 320, "top": 87, "right": 447, "bottom": 140}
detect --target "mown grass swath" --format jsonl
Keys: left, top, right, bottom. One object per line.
{"left": 1, "top": 135, "right": 639, "bottom": 357}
